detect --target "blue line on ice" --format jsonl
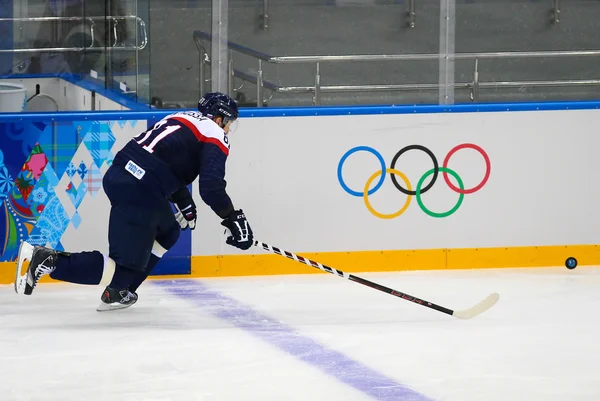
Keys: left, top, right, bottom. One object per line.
{"left": 156, "top": 279, "right": 432, "bottom": 401}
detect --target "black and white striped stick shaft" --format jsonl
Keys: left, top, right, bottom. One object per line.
{"left": 254, "top": 240, "right": 500, "bottom": 319}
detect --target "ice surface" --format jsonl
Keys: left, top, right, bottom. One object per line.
{"left": 1, "top": 266, "right": 599, "bottom": 401}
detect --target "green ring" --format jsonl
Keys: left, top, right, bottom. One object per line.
{"left": 416, "top": 167, "right": 465, "bottom": 218}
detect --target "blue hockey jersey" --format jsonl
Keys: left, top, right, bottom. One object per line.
{"left": 113, "top": 110, "right": 235, "bottom": 218}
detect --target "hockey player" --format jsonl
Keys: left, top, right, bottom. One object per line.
{"left": 14, "top": 92, "right": 254, "bottom": 311}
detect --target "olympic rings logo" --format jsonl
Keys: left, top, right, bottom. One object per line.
{"left": 337, "top": 143, "right": 491, "bottom": 218}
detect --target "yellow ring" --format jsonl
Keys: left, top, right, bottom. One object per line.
{"left": 363, "top": 168, "right": 412, "bottom": 219}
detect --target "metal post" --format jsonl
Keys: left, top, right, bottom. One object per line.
{"left": 228, "top": 51, "right": 234, "bottom": 96}
{"left": 262, "top": 0, "right": 269, "bottom": 31}
{"left": 471, "top": 58, "right": 479, "bottom": 102}
{"left": 256, "top": 59, "right": 263, "bottom": 107}
{"left": 314, "top": 62, "right": 321, "bottom": 105}
{"left": 407, "top": 0, "right": 415, "bottom": 28}
{"left": 16, "top": 0, "right": 25, "bottom": 69}
{"left": 17, "top": 0, "right": 25, "bottom": 44}
{"left": 134, "top": 0, "right": 139, "bottom": 103}
{"left": 438, "top": 0, "right": 456, "bottom": 105}
{"left": 552, "top": 0, "right": 560, "bottom": 24}
{"left": 199, "top": 48, "right": 205, "bottom": 96}
{"left": 104, "top": 0, "right": 114, "bottom": 89}
{"left": 211, "top": 0, "right": 228, "bottom": 93}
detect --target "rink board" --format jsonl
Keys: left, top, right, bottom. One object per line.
{"left": 0, "top": 102, "right": 599, "bottom": 283}
{"left": 187, "top": 244, "right": 599, "bottom": 277}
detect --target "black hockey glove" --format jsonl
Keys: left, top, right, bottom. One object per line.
{"left": 221, "top": 209, "right": 254, "bottom": 250}
{"left": 169, "top": 188, "right": 197, "bottom": 230}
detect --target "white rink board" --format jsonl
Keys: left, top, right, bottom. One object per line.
{"left": 193, "top": 109, "right": 600, "bottom": 255}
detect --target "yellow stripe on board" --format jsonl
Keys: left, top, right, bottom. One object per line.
{"left": 1, "top": 244, "right": 598, "bottom": 285}
{"left": 190, "top": 244, "right": 600, "bottom": 277}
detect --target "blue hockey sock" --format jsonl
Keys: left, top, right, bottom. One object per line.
{"left": 108, "top": 265, "right": 139, "bottom": 289}
{"left": 50, "top": 251, "right": 104, "bottom": 285}
{"left": 129, "top": 253, "right": 161, "bottom": 292}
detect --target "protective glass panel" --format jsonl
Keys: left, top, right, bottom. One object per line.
{"left": 228, "top": 0, "right": 441, "bottom": 107}
{"left": 455, "top": 0, "right": 600, "bottom": 103}
{"left": 0, "top": 0, "right": 151, "bottom": 112}
{"left": 106, "top": 0, "right": 152, "bottom": 107}
{"left": 149, "top": 0, "right": 212, "bottom": 109}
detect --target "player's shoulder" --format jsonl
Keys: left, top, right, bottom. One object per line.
{"left": 166, "top": 111, "right": 230, "bottom": 155}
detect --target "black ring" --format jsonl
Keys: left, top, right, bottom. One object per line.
{"left": 390, "top": 145, "right": 439, "bottom": 195}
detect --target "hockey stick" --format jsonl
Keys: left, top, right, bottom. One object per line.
{"left": 255, "top": 241, "right": 499, "bottom": 319}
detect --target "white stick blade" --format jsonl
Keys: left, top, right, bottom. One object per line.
{"left": 453, "top": 292, "right": 500, "bottom": 319}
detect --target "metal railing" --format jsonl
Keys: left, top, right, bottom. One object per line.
{"left": 0, "top": 15, "right": 148, "bottom": 53}
{"left": 193, "top": 30, "right": 600, "bottom": 106}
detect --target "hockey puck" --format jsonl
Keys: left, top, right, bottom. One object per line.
{"left": 565, "top": 257, "right": 578, "bottom": 270}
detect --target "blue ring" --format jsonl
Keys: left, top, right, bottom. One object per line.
{"left": 337, "top": 146, "right": 386, "bottom": 197}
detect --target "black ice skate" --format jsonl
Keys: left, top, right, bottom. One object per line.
{"left": 14, "top": 242, "right": 60, "bottom": 295}
{"left": 97, "top": 287, "right": 138, "bottom": 312}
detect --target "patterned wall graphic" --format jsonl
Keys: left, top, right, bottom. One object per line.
{"left": 0, "top": 118, "right": 191, "bottom": 275}
{"left": 0, "top": 120, "right": 119, "bottom": 260}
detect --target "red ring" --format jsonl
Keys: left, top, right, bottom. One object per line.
{"left": 442, "top": 144, "right": 491, "bottom": 194}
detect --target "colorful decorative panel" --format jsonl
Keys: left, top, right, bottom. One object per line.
{"left": 0, "top": 117, "right": 190, "bottom": 275}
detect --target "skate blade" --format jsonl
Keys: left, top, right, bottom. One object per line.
{"left": 96, "top": 301, "right": 136, "bottom": 312}
{"left": 14, "top": 242, "right": 34, "bottom": 294}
